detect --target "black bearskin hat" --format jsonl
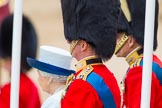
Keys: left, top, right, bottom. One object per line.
{"left": 118, "top": 0, "right": 159, "bottom": 51}
{"left": 61, "top": 0, "right": 120, "bottom": 61}
{"left": 0, "top": 14, "right": 38, "bottom": 72}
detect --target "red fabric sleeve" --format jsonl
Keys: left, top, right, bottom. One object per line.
{"left": 124, "top": 66, "right": 160, "bottom": 108}
{"left": 61, "top": 79, "right": 103, "bottom": 108}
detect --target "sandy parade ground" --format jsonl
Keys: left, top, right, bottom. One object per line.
{"left": 1, "top": 0, "right": 162, "bottom": 103}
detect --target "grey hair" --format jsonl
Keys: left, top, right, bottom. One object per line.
{"left": 40, "top": 71, "right": 68, "bottom": 82}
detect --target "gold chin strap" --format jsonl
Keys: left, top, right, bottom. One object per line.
{"left": 70, "top": 40, "right": 80, "bottom": 54}
{"left": 115, "top": 0, "right": 131, "bottom": 54}
{"left": 121, "top": 0, "right": 131, "bottom": 22}
{"left": 114, "top": 34, "right": 129, "bottom": 54}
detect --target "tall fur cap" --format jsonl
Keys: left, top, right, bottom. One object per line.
{"left": 118, "top": 0, "right": 159, "bottom": 51}
{"left": 61, "top": 0, "right": 120, "bottom": 61}
{"left": 0, "top": 14, "right": 38, "bottom": 72}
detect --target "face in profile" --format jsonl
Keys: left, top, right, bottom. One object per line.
{"left": 37, "top": 70, "right": 50, "bottom": 93}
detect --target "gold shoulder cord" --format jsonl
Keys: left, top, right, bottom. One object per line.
{"left": 61, "top": 74, "right": 74, "bottom": 98}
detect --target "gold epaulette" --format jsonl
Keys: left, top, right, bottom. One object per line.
{"left": 76, "top": 65, "right": 94, "bottom": 81}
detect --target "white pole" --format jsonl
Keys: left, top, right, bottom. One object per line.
{"left": 140, "top": 0, "right": 156, "bottom": 108}
{"left": 10, "top": 0, "right": 23, "bottom": 107}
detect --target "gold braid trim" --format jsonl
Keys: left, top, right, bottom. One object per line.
{"left": 76, "top": 65, "right": 93, "bottom": 80}
{"left": 61, "top": 65, "right": 94, "bottom": 98}
{"left": 125, "top": 47, "right": 143, "bottom": 66}
{"left": 61, "top": 74, "right": 74, "bottom": 98}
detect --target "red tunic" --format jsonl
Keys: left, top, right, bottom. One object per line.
{"left": 123, "top": 55, "right": 162, "bottom": 108}
{"left": 0, "top": 73, "right": 41, "bottom": 108}
{"left": 61, "top": 64, "right": 121, "bottom": 108}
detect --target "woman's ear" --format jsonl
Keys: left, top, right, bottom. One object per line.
{"left": 37, "top": 70, "right": 41, "bottom": 77}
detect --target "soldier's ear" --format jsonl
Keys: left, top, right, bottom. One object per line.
{"left": 128, "top": 35, "right": 136, "bottom": 48}
{"left": 80, "top": 40, "right": 89, "bottom": 52}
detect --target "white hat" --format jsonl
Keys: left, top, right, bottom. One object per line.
{"left": 27, "top": 45, "right": 74, "bottom": 76}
